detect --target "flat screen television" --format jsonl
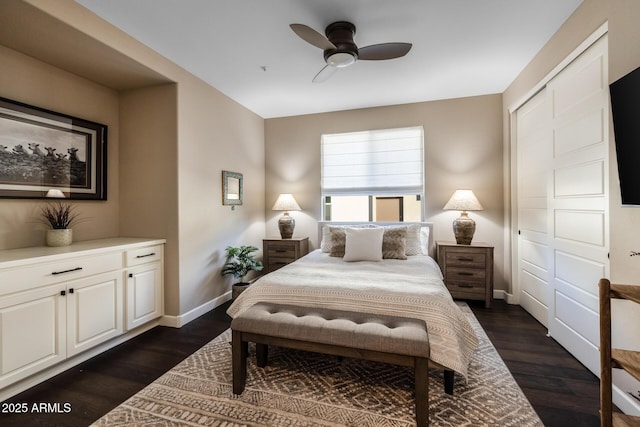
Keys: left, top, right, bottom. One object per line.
{"left": 610, "top": 65, "right": 640, "bottom": 205}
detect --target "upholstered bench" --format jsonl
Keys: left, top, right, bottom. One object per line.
{"left": 231, "top": 303, "right": 432, "bottom": 426}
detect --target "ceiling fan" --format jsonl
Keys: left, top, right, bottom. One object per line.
{"left": 290, "top": 21, "right": 412, "bottom": 83}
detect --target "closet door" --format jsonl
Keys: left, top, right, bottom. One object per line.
{"left": 516, "top": 88, "right": 553, "bottom": 327}
{"left": 546, "top": 35, "right": 609, "bottom": 375}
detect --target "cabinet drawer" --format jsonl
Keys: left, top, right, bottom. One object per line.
{"left": 267, "top": 257, "right": 293, "bottom": 272}
{"left": 447, "top": 267, "right": 485, "bottom": 282}
{"left": 447, "top": 280, "right": 486, "bottom": 298}
{"left": 267, "top": 246, "right": 296, "bottom": 260}
{"left": 126, "top": 245, "right": 163, "bottom": 267}
{"left": 445, "top": 251, "right": 486, "bottom": 268}
{"left": 0, "top": 252, "right": 123, "bottom": 295}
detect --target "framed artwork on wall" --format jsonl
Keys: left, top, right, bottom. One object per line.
{"left": 0, "top": 96, "right": 107, "bottom": 200}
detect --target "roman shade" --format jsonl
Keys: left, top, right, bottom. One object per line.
{"left": 321, "top": 126, "right": 424, "bottom": 195}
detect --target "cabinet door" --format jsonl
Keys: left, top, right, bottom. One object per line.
{"left": 0, "top": 283, "right": 66, "bottom": 388}
{"left": 66, "top": 271, "right": 123, "bottom": 357}
{"left": 125, "top": 261, "right": 163, "bottom": 331}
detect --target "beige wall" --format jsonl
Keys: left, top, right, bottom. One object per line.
{"left": 0, "top": 0, "right": 266, "bottom": 318}
{"left": 265, "top": 94, "right": 506, "bottom": 290}
{"left": 177, "top": 77, "right": 265, "bottom": 315}
{"left": 0, "top": 44, "right": 120, "bottom": 249}
{"left": 503, "top": 0, "right": 640, "bottom": 286}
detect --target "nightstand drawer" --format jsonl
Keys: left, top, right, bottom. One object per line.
{"left": 447, "top": 280, "right": 486, "bottom": 298}
{"left": 445, "top": 251, "right": 486, "bottom": 268}
{"left": 447, "top": 267, "right": 485, "bottom": 282}
{"left": 266, "top": 258, "right": 293, "bottom": 272}
{"left": 267, "top": 246, "right": 296, "bottom": 259}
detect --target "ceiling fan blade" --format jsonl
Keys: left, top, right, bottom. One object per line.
{"left": 290, "top": 23, "right": 336, "bottom": 50}
{"left": 358, "top": 42, "right": 412, "bottom": 60}
{"left": 312, "top": 65, "right": 338, "bottom": 83}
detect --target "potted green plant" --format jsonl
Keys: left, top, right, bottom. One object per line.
{"left": 221, "top": 245, "right": 263, "bottom": 284}
{"left": 40, "top": 201, "right": 81, "bottom": 247}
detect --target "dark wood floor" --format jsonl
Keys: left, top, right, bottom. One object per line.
{"left": 0, "top": 299, "right": 600, "bottom": 426}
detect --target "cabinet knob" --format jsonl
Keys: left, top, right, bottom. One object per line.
{"left": 69, "top": 288, "right": 74, "bottom": 294}
{"left": 129, "top": 273, "right": 133, "bottom": 278}
{"left": 60, "top": 290, "right": 66, "bottom": 296}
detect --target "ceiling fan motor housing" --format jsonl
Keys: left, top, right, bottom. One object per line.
{"left": 323, "top": 21, "right": 358, "bottom": 66}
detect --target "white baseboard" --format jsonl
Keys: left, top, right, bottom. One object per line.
{"left": 160, "top": 291, "right": 232, "bottom": 328}
{"left": 494, "top": 289, "right": 518, "bottom": 304}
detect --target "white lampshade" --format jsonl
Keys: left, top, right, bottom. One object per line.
{"left": 272, "top": 193, "right": 301, "bottom": 212}
{"left": 46, "top": 189, "right": 66, "bottom": 198}
{"left": 443, "top": 190, "right": 483, "bottom": 212}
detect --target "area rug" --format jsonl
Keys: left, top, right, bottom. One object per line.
{"left": 92, "top": 304, "right": 543, "bottom": 426}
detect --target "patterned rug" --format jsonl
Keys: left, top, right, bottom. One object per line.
{"left": 92, "top": 304, "right": 543, "bottom": 426}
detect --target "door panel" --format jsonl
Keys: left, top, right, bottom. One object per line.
{"left": 517, "top": 88, "right": 552, "bottom": 327}
{"left": 546, "top": 35, "right": 609, "bottom": 375}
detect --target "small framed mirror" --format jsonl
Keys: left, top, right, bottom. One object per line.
{"left": 222, "top": 171, "right": 243, "bottom": 207}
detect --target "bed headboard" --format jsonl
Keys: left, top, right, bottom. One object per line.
{"left": 317, "top": 221, "right": 436, "bottom": 258}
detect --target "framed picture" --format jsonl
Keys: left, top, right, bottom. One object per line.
{"left": 0, "top": 97, "right": 107, "bottom": 200}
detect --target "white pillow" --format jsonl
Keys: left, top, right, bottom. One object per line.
{"left": 404, "top": 223, "right": 422, "bottom": 255}
{"left": 420, "top": 226, "right": 430, "bottom": 255}
{"left": 405, "top": 224, "right": 431, "bottom": 256}
{"left": 343, "top": 227, "right": 384, "bottom": 262}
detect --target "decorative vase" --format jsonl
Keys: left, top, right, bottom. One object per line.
{"left": 46, "top": 229, "right": 73, "bottom": 247}
{"left": 452, "top": 212, "right": 475, "bottom": 245}
{"left": 278, "top": 212, "right": 295, "bottom": 239}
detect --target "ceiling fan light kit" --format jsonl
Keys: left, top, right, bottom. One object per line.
{"left": 326, "top": 52, "right": 356, "bottom": 68}
{"left": 290, "top": 20, "right": 412, "bottom": 82}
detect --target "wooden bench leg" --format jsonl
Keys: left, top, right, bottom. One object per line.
{"left": 444, "top": 369, "right": 454, "bottom": 395}
{"left": 232, "top": 330, "right": 247, "bottom": 395}
{"left": 415, "top": 357, "right": 429, "bottom": 427}
{"left": 256, "top": 343, "right": 268, "bottom": 367}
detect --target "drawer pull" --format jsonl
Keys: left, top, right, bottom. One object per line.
{"left": 456, "top": 272, "right": 474, "bottom": 276}
{"left": 457, "top": 257, "right": 475, "bottom": 262}
{"left": 274, "top": 249, "right": 287, "bottom": 253}
{"left": 135, "top": 252, "right": 156, "bottom": 259}
{"left": 52, "top": 267, "right": 83, "bottom": 275}
{"left": 458, "top": 283, "right": 474, "bottom": 288}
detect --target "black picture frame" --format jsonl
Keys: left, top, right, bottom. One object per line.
{"left": 0, "top": 96, "right": 107, "bottom": 200}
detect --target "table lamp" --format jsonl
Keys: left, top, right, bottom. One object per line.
{"left": 443, "top": 189, "right": 483, "bottom": 245}
{"left": 272, "top": 193, "right": 301, "bottom": 239}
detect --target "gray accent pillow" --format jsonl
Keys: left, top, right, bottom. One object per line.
{"left": 382, "top": 226, "right": 407, "bottom": 260}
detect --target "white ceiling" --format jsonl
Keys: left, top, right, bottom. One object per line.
{"left": 75, "top": 0, "right": 583, "bottom": 119}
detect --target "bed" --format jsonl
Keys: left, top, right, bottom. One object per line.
{"left": 227, "top": 222, "right": 479, "bottom": 379}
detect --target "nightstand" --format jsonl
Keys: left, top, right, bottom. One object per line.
{"left": 263, "top": 237, "right": 309, "bottom": 273}
{"left": 436, "top": 241, "right": 494, "bottom": 308}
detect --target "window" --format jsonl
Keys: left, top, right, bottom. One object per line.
{"left": 321, "top": 126, "right": 424, "bottom": 221}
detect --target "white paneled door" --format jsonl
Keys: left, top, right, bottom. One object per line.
{"left": 516, "top": 88, "right": 553, "bottom": 327}
{"left": 515, "top": 34, "right": 609, "bottom": 376}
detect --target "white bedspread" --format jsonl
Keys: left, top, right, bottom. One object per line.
{"left": 227, "top": 250, "right": 479, "bottom": 378}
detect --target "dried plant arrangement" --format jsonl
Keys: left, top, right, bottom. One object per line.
{"left": 40, "top": 201, "right": 82, "bottom": 229}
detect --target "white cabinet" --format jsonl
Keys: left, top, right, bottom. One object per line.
{"left": 0, "top": 238, "right": 164, "bottom": 395}
{"left": 66, "top": 271, "right": 123, "bottom": 357}
{"left": 125, "top": 245, "right": 163, "bottom": 331}
{"left": 0, "top": 283, "right": 66, "bottom": 389}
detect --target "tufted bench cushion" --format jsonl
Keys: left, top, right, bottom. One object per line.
{"left": 231, "top": 303, "right": 431, "bottom": 426}
{"left": 230, "top": 303, "right": 430, "bottom": 358}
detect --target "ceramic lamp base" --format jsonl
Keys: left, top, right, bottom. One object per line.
{"left": 452, "top": 212, "right": 475, "bottom": 245}
{"left": 278, "top": 212, "right": 295, "bottom": 239}
{"left": 46, "top": 229, "right": 73, "bottom": 247}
